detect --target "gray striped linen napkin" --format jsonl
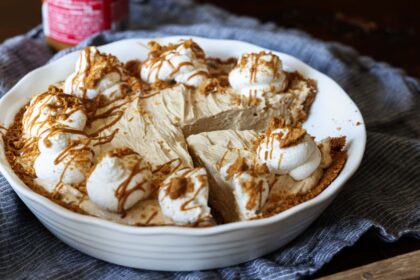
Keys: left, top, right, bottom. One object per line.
{"left": 1, "top": 0, "right": 419, "bottom": 279}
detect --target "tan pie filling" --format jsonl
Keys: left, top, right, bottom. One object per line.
{"left": 2, "top": 41, "right": 346, "bottom": 227}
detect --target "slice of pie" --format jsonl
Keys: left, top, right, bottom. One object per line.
{"left": 187, "top": 119, "right": 346, "bottom": 223}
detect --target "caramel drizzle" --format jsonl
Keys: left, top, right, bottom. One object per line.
{"left": 224, "top": 156, "right": 248, "bottom": 181}
{"left": 221, "top": 154, "right": 268, "bottom": 212}
{"left": 8, "top": 43, "right": 295, "bottom": 225}
{"left": 247, "top": 89, "right": 259, "bottom": 106}
{"left": 245, "top": 180, "right": 265, "bottom": 211}
{"left": 180, "top": 182, "right": 206, "bottom": 211}
{"left": 88, "top": 110, "right": 124, "bottom": 137}
{"left": 54, "top": 140, "right": 91, "bottom": 165}
{"left": 269, "top": 132, "right": 276, "bottom": 160}
{"left": 84, "top": 94, "right": 137, "bottom": 140}
{"left": 138, "top": 91, "right": 161, "bottom": 99}
{"left": 21, "top": 88, "right": 93, "bottom": 195}
{"left": 88, "top": 96, "right": 132, "bottom": 122}
{"left": 42, "top": 127, "right": 87, "bottom": 148}
{"left": 72, "top": 47, "right": 126, "bottom": 99}
{"left": 238, "top": 52, "right": 281, "bottom": 101}
{"left": 51, "top": 182, "right": 64, "bottom": 200}
{"left": 216, "top": 150, "right": 229, "bottom": 170}
{"left": 73, "top": 47, "right": 91, "bottom": 99}
{"left": 244, "top": 51, "right": 279, "bottom": 85}
{"left": 187, "top": 70, "right": 209, "bottom": 81}
{"left": 147, "top": 58, "right": 192, "bottom": 82}
{"left": 164, "top": 167, "right": 197, "bottom": 197}
{"left": 115, "top": 155, "right": 149, "bottom": 216}
{"left": 91, "top": 93, "right": 126, "bottom": 110}
{"left": 22, "top": 83, "right": 133, "bottom": 197}
{"left": 144, "top": 40, "right": 207, "bottom": 84}
{"left": 23, "top": 87, "right": 86, "bottom": 136}
{"left": 152, "top": 158, "right": 182, "bottom": 174}
{"left": 37, "top": 90, "right": 137, "bottom": 199}
{"left": 52, "top": 138, "right": 93, "bottom": 195}
{"left": 167, "top": 168, "right": 208, "bottom": 212}
{"left": 251, "top": 54, "right": 261, "bottom": 83}
{"left": 148, "top": 58, "right": 165, "bottom": 82}
{"left": 19, "top": 137, "right": 38, "bottom": 154}
{"left": 269, "top": 180, "right": 277, "bottom": 191}
{"left": 0, "top": 125, "right": 7, "bottom": 135}
{"left": 169, "top": 61, "right": 193, "bottom": 77}
{"left": 92, "top": 129, "right": 119, "bottom": 147}
{"left": 145, "top": 210, "right": 159, "bottom": 225}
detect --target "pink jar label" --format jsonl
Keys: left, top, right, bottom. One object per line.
{"left": 42, "top": 0, "right": 128, "bottom": 45}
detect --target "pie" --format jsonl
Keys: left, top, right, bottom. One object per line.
{"left": 3, "top": 39, "right": 346, "bottom": 227}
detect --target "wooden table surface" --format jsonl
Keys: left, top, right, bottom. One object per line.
{"left": 1, "top": 1, "right": 419, "bottom": 279}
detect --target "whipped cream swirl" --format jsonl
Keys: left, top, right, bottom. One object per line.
{"left": 34, "top": 129, "right": 93, "bottom": 187}
{"left": 220, "top": 160, "right": 270, "bottom": 220}
{"left": 64, "top": 47, "right": 129, "bottom": 100}
{"left": 229, "top": 52, "right": 287, "bottom": 99}
{"left": 22, "top": 87, "right": 87, "bottom": 138}
{"left": 256, "top": 128, "right": 321, "bottom": 181}
{"left": 87, "top": 149, "right": 153, "bottom": 213}
{"left": 141, "top": 40, "right": 209, "bottom": 87}
{"left": 158, "top": 167, "right": 211, "bottom": 224}
{"left": 26, "top": 87, "right": 93, "bottom": 187}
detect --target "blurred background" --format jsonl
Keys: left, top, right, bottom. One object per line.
{"left": 0, "top": 0, "right": 419, "bottom": 78}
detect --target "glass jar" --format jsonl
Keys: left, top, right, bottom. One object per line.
{"left": 42, "top": 0, "right": 129, "bottom": 50}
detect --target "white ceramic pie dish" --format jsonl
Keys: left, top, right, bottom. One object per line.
{"left": 0, "top": 36, "right": 365, "bottom": 271}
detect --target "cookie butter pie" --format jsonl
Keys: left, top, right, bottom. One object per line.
{"left": 3, "top": 39, "right": 346, "bottom": 227}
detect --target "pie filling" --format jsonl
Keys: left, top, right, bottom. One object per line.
{"left": 2, "top": 39, "right": 346, "bottom": 227}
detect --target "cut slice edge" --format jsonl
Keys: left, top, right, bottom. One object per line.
{"left": 187, "top": 130, "right": 346, "bottom": 223}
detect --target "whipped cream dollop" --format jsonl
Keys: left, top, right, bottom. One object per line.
{"left": 87, "top": 148, "right": 153, "bottom": 213}
{"left": 158, "top": 167, "right": 211, "bottom": 224}
{"left": 64, "top": 47, "right": 129, "bottom": 100}
{"left": 256, "top": 128, "right": 321, "bottom": 181}
{"left": 229, "top": 52, "right": 287, "bottom": 99}
{"left": 34, "top": 129, "right": 93, "bottom": 186}
{"left": 220, "top": 160, "right": 270, "bottom": 220}
{"left": 28, "top": 86, "right": 92, "bottom": 187}
{"left": 141, "top": 40, "right": 209, "bottom": 87}
{"left": 22, "top": 87, "right": 87, "bottom": 138}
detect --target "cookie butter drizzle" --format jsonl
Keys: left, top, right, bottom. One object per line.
{"left": 52, "top": 136, "right": 93, "bottom": 198}
{"left": 242, "top": 52, "right": 280, "bottom": 86}
{"left": 0, "top": 125, "right": 7, "bottom": 135}
{"left": 161, "top": 167, "right": 210, "bottom": 224}
{"left": 145, "top": 210, "right": 159, "bottom": 225}
{"left": 153, "top": 158, "right": 183, "bottom": 174}
{"left": 22, "top": 86, "right": 124, "bottom": 145}
{"left": 17, "top": 81, "right": 133, "bottom": 199}
{"left": 222, "top": 156, "right": 269, "bottom": 211}
{"left": 255, "top": 118, "right": 307, "bottom": 173}
{"left": 100, "top": 148, "right": 151, "bottom": 217}
{"left": 70, "top": 47, "right": 129, "bottom": 100}
{"left": 22, "top": 86, "right": 87, "bottom": 137}
{"left": 85, "top": 94, "right": 138, "bottom": 138}
{"left": 15, "top": 86, "right": 91, "bottom": 196}
{"left": 165, "top": 168, "right": 207, "bottom": 211}
{"left": 232, "top": 51, "right": 287, "bottom": 105}
{"left": 65, "top": 46, "right": 144, "bottom": 141}
{"left": 150, "top": 158, "right": 184, "bottom": 196}
{"left": 143, "top": 40, "right": 209, "bottom": 84}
